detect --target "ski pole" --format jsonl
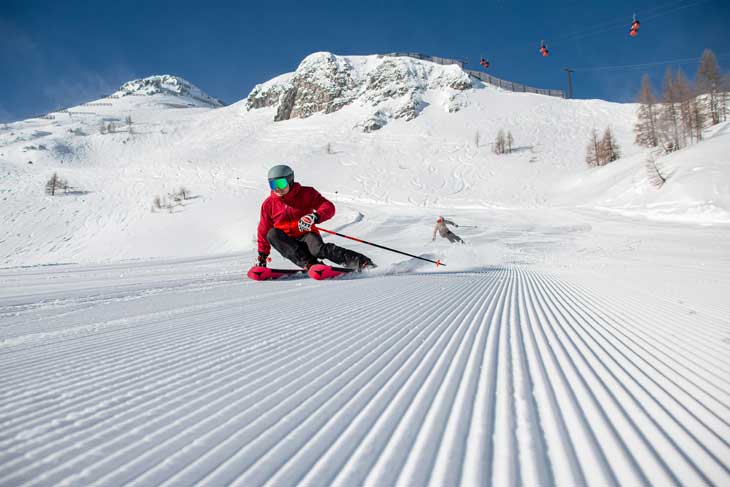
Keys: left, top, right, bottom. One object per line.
{"left": 317, "top": 227, "right": 445, "bottom": 267}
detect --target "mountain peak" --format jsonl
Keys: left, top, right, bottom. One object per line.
{"left": 245, "top": 52, "right": 472, "bottom": 131}
{"left": 113, "top": 75, "right": 225, "bottom": 107}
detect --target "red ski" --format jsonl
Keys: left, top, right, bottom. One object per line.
{"left": 307, "top": 264, "right": 354, "bottom": 280}
{"left": 247, "top": 266, "right": 306, "bottom": 281}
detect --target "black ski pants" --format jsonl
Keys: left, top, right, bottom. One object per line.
{"left": 267, "top": 228, "right": 370, "bottom": 268}
{"left": 445, "top": 231, "right": 464, "bottom": 244}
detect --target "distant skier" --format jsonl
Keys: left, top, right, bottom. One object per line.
{"left": 432, "top": 216, "right": 464, "bottom": 244}
{"left": 256, "top": 164, "right": 375, "bottom": 270}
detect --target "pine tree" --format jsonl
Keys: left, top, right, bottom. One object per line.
{"left": 695, "top": 49, "right": 722, "bottom": 125}
{"left": 635, "top": 74, "right": 659, "bottom": 147}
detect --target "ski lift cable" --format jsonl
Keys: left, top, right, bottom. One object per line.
{"left": 481, "top": 0, "right": 703, "bottom": 60}
{"left": 572, "top": 53, "right": 730, "bottom": 72}
{"left": 551, "top": 0, "right": 709, "bottom": 45}
{"left": 549, "top": 0, "right": 691, "bottom": 43}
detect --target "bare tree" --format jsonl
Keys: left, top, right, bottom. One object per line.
{"left": 46, "top": 173, "right": 60, "bottom": 195}
{"left": 635, "top": 74, "right": 659, "bottom": 147}
{"left": 721, "top": 74, "right": 730, "bottom": 122}
{"left": 506, "top": 131, "right": 514, "bottom": 154}
{"left": 493, "top": 130, "right": 506, "bottom": 155}
{"left": 600, "top": 127, "right": 621, "bottom": 165}
{"left": 152, "top": 195, "right": 166, "bottom": 212}
{"left": 675, "top": 69, "right": 696, "bottom": 144}
{"left": 45, "top": 173, "right": 67, "bottom": 195}
{"left": 125, "top": 115, "right": 133, "bottom": 135}
{"left": 690, "top": 85, "right": 706, "bottom": 143}
{"left": 658, "top": 68, "right": 682, "bottom": 152}
{"left": 586, "top": 129, "right": 600, "bottom": 167}
{"left": 474, "top": 130, "right": 480, "bottom": 148}
{"left": 645, "top": 153, "right": 667, "bottom": 188}
{"left": 695, "top": 48, "right": 722, "bottom": 125}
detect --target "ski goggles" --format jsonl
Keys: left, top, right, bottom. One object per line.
{"left": 268, "top": 177, "right": 289, "bottom": 190}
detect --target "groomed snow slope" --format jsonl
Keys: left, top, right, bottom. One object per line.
{"left": 1, "top": 211, "right": 729, "bottom": 486}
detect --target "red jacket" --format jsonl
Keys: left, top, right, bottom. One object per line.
{"left": 257, "top": 182, "right": 335, "bottom": 254}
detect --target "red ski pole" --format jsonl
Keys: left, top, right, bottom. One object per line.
{"left": 317, "top": 227, "right": 445, "bottom": 267}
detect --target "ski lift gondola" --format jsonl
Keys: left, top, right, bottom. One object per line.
{"left": 539, "top": 40, "right": 549, "bottom": 57}
{"left": 479, "top": 57, "right": 490, "bottom": 69}
{"left": 629, "top": 13, "right": 640, "bottom": 37}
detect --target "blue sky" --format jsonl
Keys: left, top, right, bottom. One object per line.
{"left": 1, "top": 0, "right": 728, "bottom": 122}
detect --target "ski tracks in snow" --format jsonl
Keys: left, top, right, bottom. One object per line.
{"left": 1, "top": 266, "right": 729, "bottom": 486}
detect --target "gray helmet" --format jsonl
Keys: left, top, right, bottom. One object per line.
{"left": 267, "top": 164, "right": 294, "bottom": 186}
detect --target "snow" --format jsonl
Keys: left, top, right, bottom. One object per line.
{"left": 1, "top": 53, "right": 729, "bottom": 486}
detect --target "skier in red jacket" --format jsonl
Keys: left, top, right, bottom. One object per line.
{"left": 256, "top": 164, "right": 375, "bottom": 270}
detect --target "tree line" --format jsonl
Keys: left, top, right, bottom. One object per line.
{"left": 635, "top": 49, "right": 728, "bottom": 153}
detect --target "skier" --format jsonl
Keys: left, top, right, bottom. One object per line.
{"left": 432, "top": 216, "right": 464, "bottom": 244}
{"left": 255, "top": 164, "right": 375, "bottom": 270}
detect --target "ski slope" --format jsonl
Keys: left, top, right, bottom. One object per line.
{"left": 1, "top": 209, "right": 730, "bottom": 486}
{"left": 1, "top": 54, "right": 730, "bottom": 486}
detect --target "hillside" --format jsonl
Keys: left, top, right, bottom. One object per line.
{"left": 2, "top": 53, "right": 726, "bottom": 267}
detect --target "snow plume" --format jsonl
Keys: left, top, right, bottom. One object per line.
{"left": 245, "top": 52, "right": 472, "bottom": 130}
{"left": 113, "top": 75, "right": 225, "bottom": 107}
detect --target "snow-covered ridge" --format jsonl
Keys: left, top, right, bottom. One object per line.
{"left": 113, "top": 75, "right": 225, "bottom": 108}
{"left": 245, "top": 52, "right": 472, "bottom": 130}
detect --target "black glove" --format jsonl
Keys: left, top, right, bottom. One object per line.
{"left": 255, "top": 252, "right": 269, "bottom": 267}
{"left": 298, "top": 211, "right": 320, "bottom": 232}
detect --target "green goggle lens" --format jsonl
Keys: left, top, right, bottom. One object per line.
{"left": 269, "top": 177, "right": 289, "bottom": 190}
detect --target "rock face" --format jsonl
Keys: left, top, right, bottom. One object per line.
{"left": 113, "top": 75, "right": 225, "bottom": 107}
{"left": 245, "top": 52, "right": 472, "bottom": 131}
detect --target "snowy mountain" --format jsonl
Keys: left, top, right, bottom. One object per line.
{"left": 113, "top": 75, "right": 226, "bottom": 108}
{"left": 0, "top": 52, "right": 727, "bottom": 267}
{"left": 246, "top": 52, "right": 472, "bottom": 130}
{"left": 1, "top": 53, "right": 730, "bottom": 487}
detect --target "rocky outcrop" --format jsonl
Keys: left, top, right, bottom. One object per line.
{"left": 245, "top": 52, "right": 472, "bottom": 131}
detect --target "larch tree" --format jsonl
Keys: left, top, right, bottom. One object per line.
{"left": 695, "top": 49, "right": 723, "bottom": 125}
{"left": 586, "top": 129, "right": 600, "bottom": 167}
{"left": 634, "top": 74, "right": 659, "bottom": 147}
{"left": 493, "top": 130, "right": 506, "bottom": 155}
{"left": 658, "top": 67, "right": 682, "bottom": 152}
{"left": 675, "top": 69, "right": 695, "bottom": 144}
{"left": 600, "top": 127, "right": 621, "bottom": 164}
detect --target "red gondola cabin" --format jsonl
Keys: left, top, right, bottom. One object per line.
{"left": 630, "top": 15, "right": 640, "bottom": 37}
{"left": 539, "top": 41, "right": 549, "bottom": 57}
